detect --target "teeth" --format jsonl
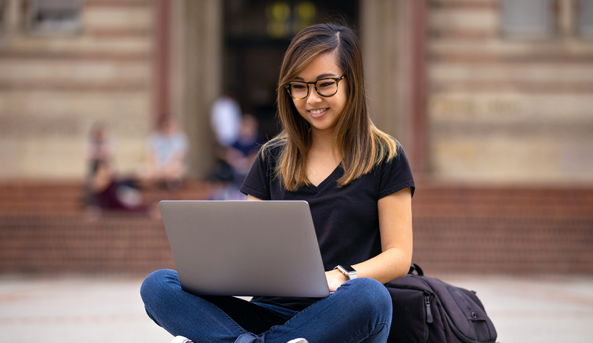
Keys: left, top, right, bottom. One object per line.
{"left": 309, "top": 108, "right": 327, "bottom": 114}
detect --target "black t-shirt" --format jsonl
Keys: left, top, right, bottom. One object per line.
{"left": 240, "top": 142, "right": 415, "bottom": 311}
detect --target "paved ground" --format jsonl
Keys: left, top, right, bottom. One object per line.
{"left": 1, "top": 274, "right": 592, "bottom": 343}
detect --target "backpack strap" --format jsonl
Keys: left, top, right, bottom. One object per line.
{"left": 408, "top": 263, "right": 424, "bottom": 276}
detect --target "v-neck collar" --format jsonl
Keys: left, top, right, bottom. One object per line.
{"left": 306, "top": 164, "right": 343, "bottom": 192}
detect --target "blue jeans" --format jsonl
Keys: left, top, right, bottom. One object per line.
{"left": 141, "top": 269, "right": 392, "bottom": 343}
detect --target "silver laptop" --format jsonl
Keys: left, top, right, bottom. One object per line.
{"left": 159, "top": 200, "right": 330, "bottom": 298}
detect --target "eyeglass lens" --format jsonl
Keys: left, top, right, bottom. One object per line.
{"left": 289, "top": 79, "right": 338, "bottom": 99}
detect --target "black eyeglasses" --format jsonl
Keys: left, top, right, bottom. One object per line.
{"left": 283, "top": 75, "right": 346, "bottom": 100}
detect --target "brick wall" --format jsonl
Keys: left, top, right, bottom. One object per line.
{"left": 412, "top": 183, "right": 593, "bottom": 275}
{"left": 0, "top": 182, "right": 591, "bottom": 275}
{"left": 0, "top": 181, "right": 206, "bottom": 274}
{"left": 0, "top": 214, "right": 174, "bottom": 274}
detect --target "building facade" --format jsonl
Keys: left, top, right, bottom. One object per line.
{"left": 1, "top": 0, "right": 592, "bottom": 185}
{"left": 0, "top": 0, "right": 154, "bottom": 179}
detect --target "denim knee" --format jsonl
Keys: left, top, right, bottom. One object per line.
{"left": 341, "top": 278, "right": 393, "bottom": 323}
{"left": 140, "top": 269, "right": 179, "bottom": 309}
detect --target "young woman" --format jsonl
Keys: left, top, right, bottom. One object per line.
{"left": 141, "top": 23, "right": 415, "bottom": 343}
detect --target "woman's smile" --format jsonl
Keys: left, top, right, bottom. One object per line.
{"left": 308, "top": 108, "right": 328, "bottom": 117}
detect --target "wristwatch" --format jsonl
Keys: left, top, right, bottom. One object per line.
{"left": 334, "top": 264, "right": 357, "bottom": 280}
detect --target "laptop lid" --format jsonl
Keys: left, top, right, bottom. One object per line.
{"left": 159, "top": 200, "right": 330, "bottom": 298}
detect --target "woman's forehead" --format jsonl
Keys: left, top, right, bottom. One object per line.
{"left": 295, "top": 51, "right": 342, "bottom": 80}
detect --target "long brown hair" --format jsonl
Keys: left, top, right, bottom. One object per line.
{"left": 265, "top": 23, "right": 398, "bottom": 191}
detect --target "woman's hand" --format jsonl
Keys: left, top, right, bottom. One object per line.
{"left": 325, "top": 269, "right": 349, "bottom": 293}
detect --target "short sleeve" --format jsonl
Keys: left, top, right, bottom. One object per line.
{"left": 240, "top": 148, "right": 274, "bottom": 200}
{"left": 377, "top": 145, "right": 416, "bottom": 199}
{"left": 176, "top": 133, "right": 188, "bottom": 153}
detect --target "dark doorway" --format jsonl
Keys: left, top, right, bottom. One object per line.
{"left": 223, "top": 0, "right": 359, "bottom": 141}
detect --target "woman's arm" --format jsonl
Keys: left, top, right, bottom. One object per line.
{"left": 326, "top": 187, "right": 413, "bottom": 291}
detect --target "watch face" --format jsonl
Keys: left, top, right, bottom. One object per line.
{"left": 341, "top": 265, "right": 356, "bottom": 273}
{"left": 336, "top": 265, "right": 357, "bottom": 280}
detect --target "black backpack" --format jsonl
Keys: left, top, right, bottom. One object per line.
{"left": 385, "top": 264, "right": 498, "bottom": 343}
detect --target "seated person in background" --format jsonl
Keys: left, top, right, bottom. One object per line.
{"left": 84, "top": 123, "right": 113, "bottom": 208}
{"left": 87, "top": 122, "right": 112, "bottom": 166}
{"left": 143, "top": 116, "right": 188, "bottom": 190}
{"left": 209, "top": 114, "right": 263, "bottom": 200}
{"left": 224, "top": 114, "right": 263, "bottom": 178}
{"left": 89, "top": 159, "right": 148, "bottom": 215}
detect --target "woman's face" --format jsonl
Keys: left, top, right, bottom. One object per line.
{"left": 292, "top": 51, "right": 347, "bottom": 135}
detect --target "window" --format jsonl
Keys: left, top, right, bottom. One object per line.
{"left": 577, "top": 0, "right": 593, "bottom": 38}
{"left": 27, "top": 0, "right": 82, "bottom": 35}
{"left": 0, "top": 0, "right": 6, "bottom": 34}
{"left": 500, "top": 0, "right": 555, "bottom": 39}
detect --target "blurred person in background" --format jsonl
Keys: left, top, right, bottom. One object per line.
{"left": 83, "top": 124, "right": 151, "bottom": 219}
{"left": 87, "top": 122, "right": 113, "bottom": 168}
{"left": 227, "top": 114, "right": 263, "bottom": 177}
{"left": 143, "top": 116, "right": 188, "bottom": 190}
{"left": 209, "top": 89, "right": 242, "bottom": 183}
{"left": 210, "top": 89, "right": 241, "bottom": 148}
{"left": 210, "top": 114, "right": 263, "bottom": 200}
{"left": 84, "top": 123, "right": 113, "bottom": 209}
{"left": 89, "top": 159, "right": 147, "bottom": 215}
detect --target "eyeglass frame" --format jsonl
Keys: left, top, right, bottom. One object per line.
{"left": 283, "top": 75, "right": 346, "bottom": 100}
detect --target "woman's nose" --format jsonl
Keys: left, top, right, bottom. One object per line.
{"left": 307, "top": 85, "right": 322, "bottom": 103}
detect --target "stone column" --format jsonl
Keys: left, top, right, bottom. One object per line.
{"left": 4, "top": 0, "right": 23, "bottom": 35}
{"left": 361, "top": 0, "right": 427, "bottom": 176}
{"left": 361, "top": 0, "right": 414, "bottom": 152}
{"left": 558, "top": 0, "right": 575, "bottom": 38}
{"left": 170, "top": 0, "right": 223, "bottom": 177}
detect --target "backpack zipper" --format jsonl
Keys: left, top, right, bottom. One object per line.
{"left": 424, "top": 293, "right": 434, "bottom": 324}
{"left": 422, "top": 292, "right": 432, "bottom": 343}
